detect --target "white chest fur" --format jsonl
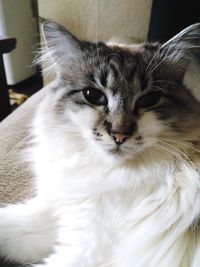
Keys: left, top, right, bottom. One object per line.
{"left": 32, "top": 138, "right": 200, "bottom": 267}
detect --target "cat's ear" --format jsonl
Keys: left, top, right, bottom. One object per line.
{"left": 161, "top": 23, "right": 200, "bottom": 62}
{"left": 41, "top": 19, "right": 83, "bottom": 73}
{"left": 158, "top": 23, "right": 200, "bottom": 81}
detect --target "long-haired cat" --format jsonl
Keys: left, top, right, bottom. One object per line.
{"left": 0, "top": 20, "right": 200, "bottom": 267}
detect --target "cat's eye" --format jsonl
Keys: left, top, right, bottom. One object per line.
{"left": 83, "top": 88, "right": 108, "bottom": 106}
{"left": 136, "top": 91, "right": 161, "bottom": 109}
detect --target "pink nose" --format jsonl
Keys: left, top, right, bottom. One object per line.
{"left": 111, "top": 133, "right": 129, "bottom": 145}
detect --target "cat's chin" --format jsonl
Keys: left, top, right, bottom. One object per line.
{"left": 92, "top": 144, "right": 137, "bottom": 165}
{"left": 106, "top": 152, "right": 134, "bottom": 164}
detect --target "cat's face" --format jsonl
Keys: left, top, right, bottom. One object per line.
{"left": 41, "top": 21, "right": 200, "bottom": 162}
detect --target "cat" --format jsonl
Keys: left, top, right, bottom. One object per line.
{"left": 0, "top": 20, "right": 200, "bottom": 267}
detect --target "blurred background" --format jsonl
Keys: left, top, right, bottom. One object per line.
{"left": 0, "top": 0, "right": 199, "bottom": 121}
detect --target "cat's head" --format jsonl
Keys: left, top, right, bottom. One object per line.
{"left": 39, "top": 20, "right": 200, "bottom": 162}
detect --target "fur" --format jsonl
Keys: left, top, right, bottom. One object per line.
{"left": 0, "top": 21, "right": 200, "bottom": 267}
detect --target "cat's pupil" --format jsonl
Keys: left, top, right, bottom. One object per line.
{"left": 136, "top": 91, "right": 161, "bottom": 109}
{"left": 83, "top": 88, "right": 108, "bottom": 106}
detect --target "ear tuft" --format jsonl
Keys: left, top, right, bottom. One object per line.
{"left": 145, "top": 24, "right": 200, "bottom": 82}
{"left": 38, "top": 19, "right": 83, "bottom": 75}
{"left": 161, "top": 23, "right": 200, "bottom": 62}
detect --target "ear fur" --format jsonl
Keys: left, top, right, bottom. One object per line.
{"left": 39, "top": 19, "right": 83, "bottom": 75}
{"left": 161, "top": 23, "right": 200, "bottom": 62}
{"left": 161, "top": 24, "right": 200, "bottom": 80}
{"left": 146, "top": 23, "right": 200, "bottom": 82}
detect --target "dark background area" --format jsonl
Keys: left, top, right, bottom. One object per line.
{"left": 148, "top": 0, "right": 200, "bottom": 42}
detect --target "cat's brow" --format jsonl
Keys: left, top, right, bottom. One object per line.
{"left": 67, "top": 89, "right": 82, "bottom": 96}
{"left": 99, "top": 70, "right": 108, "bottom": 87}
{"left": 109, "top": 63, "right": 119, "bottom": 80}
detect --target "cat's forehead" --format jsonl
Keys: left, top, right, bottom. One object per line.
{"left": 84, "top": 42, "right": 146, "bottom": 93}
{"left": 92, "top": 43, "right": 140, "bottom": 71}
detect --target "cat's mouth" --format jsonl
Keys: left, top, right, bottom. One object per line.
{"left": 105, "top": 140, "right": 146, "bottom": 160}
{"left": 108, "top": 146, "right": 122, "bottom": 154}
{"left": 92, "top": 128, "right": 145, "bottom": 158}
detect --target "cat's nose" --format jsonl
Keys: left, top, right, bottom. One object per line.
{"left": 111, "top": 132, "right": 130, "bottom": 145}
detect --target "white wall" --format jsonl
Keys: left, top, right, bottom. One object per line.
{"left": 38, "top": 0, "right": 152, "bottom": 42}
{"left": 0, "top": 0, "right": 38, "bottom": 84}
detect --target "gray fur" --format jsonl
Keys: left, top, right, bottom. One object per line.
{"left": 40, "top": 20, "right": 200, "bottom": 155}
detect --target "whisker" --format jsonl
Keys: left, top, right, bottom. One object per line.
{"left": 156, "top": 141, "right": 194, "bottom": 169}
{"left": 151, "top": 85, "right": 167, "bottom": 94}
{"left": 158, "top": 140, "right": 195, "bottom": 165}
{"left": 152, "top": 79, "right": 179, "bottom": 87}
{"left": 145, "top": 55, "right": 167, "bottom": 79}
{"left": 160, "top": 138, "right": 200, "bottom": 154}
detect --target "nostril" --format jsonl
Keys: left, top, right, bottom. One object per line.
{"left": 111, "top": 133, "right": 130, "bottom": 145}
{"left": 104, "top": 120, "right": 137, "bottom": 144}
